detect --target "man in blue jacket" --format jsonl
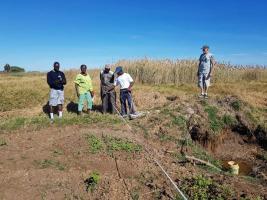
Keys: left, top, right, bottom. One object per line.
{"left": 47, "top": 62, "right": 67, "bottom": 121}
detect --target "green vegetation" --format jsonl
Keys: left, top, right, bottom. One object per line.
{"left": 130, "top": 188, "right": 140, "bottom": 200}
{"left": 84, "top": 171, "right": 100, "bottom": 192}
{"left": 231, "top": 100, "right": 242, "bottom": 111}
{"left": 204, "top": 106, "right": 223, "bottom": 133}
{"left": 34, "top": 159, "right": 66, "bottom": 171}
{"left": 172, "top": 115, "right": 187, "bottom": 128}
{"left": 222, "top": 114, "right": 237, "bottom": 127}
{"left": 103, "top": 136, "right": 142, "bottom": 153}
{"left": 0, "top": 113, "right": 121, "bottom": 133}
{"left": 3, "top": 64, "right": 25, "bottom": 73}
{"left": 9, "top": 66, "right": 25, "bottom": 73}
{"left": 189, "top": 142, "right": 221, "bottom": 168}
{"left": 0, "top": 138, "right": 7, "bottom": 146}
{"left": 157, "top": 131, "right": 176, "bottom": 142}
{"left": 180, "top": 175, "right": 234, "bottom": 200}
{"left": 86, "top": 135, "right": 104, "bottom": 153}
{"left": 85, "top": 134, "right": 142, "bottom": 154}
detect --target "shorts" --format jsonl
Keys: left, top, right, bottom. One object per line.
{"left": 198, "top": 73, "right": 211, "bottom": 88}
{"left": 49, "top": 89, "right": 64, "bottom": 106}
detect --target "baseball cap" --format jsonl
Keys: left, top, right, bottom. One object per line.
{"left": 114, "top": 66, "right": 123, "bottom": 74}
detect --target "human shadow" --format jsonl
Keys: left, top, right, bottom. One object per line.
{"left": 42, "top": 101, "right": 59, "bottom": 116}
{"left": 92, "top": 104, "right": 103, "bottom": 113}
{"left": 66, "top": 101, "right": 79, "bottom": 114}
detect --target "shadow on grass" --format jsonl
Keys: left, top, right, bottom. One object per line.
{"left": 42, "top": 102, "right": 60, "bottom": 116}
{"left": 93, "top": 104, "right": 102, "bottom": 113}
{"left": 66, "top": 101, "right": 78, "bottom": 114}
{"left": 66, "top": 102, "right": 102, "bottom": 114}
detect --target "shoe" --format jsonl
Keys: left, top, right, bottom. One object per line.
{"left": 198, "top": 94, "right": 205, "bottom": 98}
{"left": 129, "top": 113, "right": 139, "bottom": 120}
{"left": 50, "top": 119, "right": 54, "bottom": 124}
{"left": 204, "top": 94, "right": 209, "bottom": 99}
{"left": 122, "top": 114, "right": 128, "bottom": 118}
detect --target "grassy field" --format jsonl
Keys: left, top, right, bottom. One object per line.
{"left": 0, "top": 59, "right": 266, "bottom": 112}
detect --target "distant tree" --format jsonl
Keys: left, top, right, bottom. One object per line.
{"left": 4, "top": 64, "right": 11, "bottom": 72}
{"left": 10, "top": 66, "right": 25, "bottom": 73}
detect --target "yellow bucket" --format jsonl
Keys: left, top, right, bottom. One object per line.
{"left": 228, "top": 161, "right": 239, "bottom": 175}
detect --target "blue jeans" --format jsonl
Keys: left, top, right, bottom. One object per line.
{"left": 120, "top": 90, "right": 134, "bottom": 115}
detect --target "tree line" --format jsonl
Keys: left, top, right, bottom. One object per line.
{"left": 3, "top": 64, "right": 25, "bottom": 73}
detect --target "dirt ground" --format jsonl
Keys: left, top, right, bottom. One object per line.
{"left": 0, "top": 92, "right": 267, "bottom": 200}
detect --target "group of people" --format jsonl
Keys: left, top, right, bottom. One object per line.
{"left": 47, "top": 62, "right": 137, "bottom": 121}
{"left": 46, "top": 45, "right": 215, "bottom": 121}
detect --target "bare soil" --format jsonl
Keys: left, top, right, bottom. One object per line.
{"left": 0, "top": 95, "right": 267, "bottom": 200}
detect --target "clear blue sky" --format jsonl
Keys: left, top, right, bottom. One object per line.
{"left": 0, "top": 0, "right": 267, "bottom": 71}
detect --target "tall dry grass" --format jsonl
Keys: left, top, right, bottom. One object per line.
{"left": 0, "top": 59, "right": 266, "bottom": 112}
{"left": 115, "top": 58, "right": 267, "bottom": 85}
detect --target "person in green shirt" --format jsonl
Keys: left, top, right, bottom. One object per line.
{"left": 74, "top": 64, "right": 95, "bottom": 115}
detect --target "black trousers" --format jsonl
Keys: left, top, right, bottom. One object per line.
{"left": 102, "top": 91, "right": 116, "bottom": 114}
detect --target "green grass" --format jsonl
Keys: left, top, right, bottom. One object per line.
{"left": 86, "top": 135, "right": 104, "bottom": 153}
{"left": 84, "top": 171, "right": 100, "bottom": 192}
{"left": 204, "top": 106, "right": 224, "bottom": 133}
{"left": 0, "top": 112, "right": 122, "bottom": 133}
{"left": 180, "top": 175, "right": 234, "bottom": 200}
{"left": 34, "top": 159, "right": 66, "bottom": 171}
{"left": 230, "top": 100, "right": 242, "bottom": 111}
{"left": 157, "top": 132, "right": 176, "bottom": 142}
{"left": 103, "top": 136, "right": 142, "bottom": 153}
{"left": 85, "top": 134, "right": 142, "bottom": 154}
{"left": 172, "top": 115, "right": 187, "bottom": 128}
{"left": 191, "top": 143, "right": 222, "bottom": 168}
{"left": 222, "top": 114, "right": 237, "bottom": 127}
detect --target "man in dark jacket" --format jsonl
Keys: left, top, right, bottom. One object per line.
{"left": 47, "top": 62, "right": 67, "bottom": 121}
{"left": 100, "top": 64, "right": 116, "bottom": 114}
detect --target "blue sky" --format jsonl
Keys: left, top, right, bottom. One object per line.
{"left": 0, "top": 0, "right": 267, "bottom": 71}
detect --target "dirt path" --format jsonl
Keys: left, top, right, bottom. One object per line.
{"left": 0, "top": 124, "right": 175, "bottom": 200}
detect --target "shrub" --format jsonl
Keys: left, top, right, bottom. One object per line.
{"left": 231, "top": 100, "right": 242, "bottom": 111}
{"left": 84, "top": 171, "right": 100, "bottom": 192}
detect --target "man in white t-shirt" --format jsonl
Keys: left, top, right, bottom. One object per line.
{"left": 112, "top": 66, "right": 137, "bottom": 117}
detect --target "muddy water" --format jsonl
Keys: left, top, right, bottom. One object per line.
{"left": 222, "top": 160, "right": 253, "bottom": 176}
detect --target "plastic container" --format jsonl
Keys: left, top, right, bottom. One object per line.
{"left": 228, "top": 161, "right": 239, "bottom": 175}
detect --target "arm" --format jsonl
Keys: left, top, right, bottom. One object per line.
{"left": 128, "top": 81, "right": 134, "bottom": 91}
{"left": 61, "top": 73, "right": 67, "bottom": 85}
{"left": 207, "top": 57, "right": 216, "bottom": 79}
{"left": 127, "top": 74, "right": 134, "bottom": 91}
{"left": 75, "top": 83, "right": 80, "bottom": 97}
{"left": 210, "top": 57, "right": 216, "bottom": 75}
{"left": 108, "top": 76, "right": 117, "bottom": 91}
{"left": 88, "top": 78, "right": 95, "bottom": 97}
{"left": 47, "top": 72, "right": 53, "bottom": 87}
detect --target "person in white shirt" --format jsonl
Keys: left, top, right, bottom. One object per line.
{"left": 111, "top": 66, "right": 137, "bottom": 117}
